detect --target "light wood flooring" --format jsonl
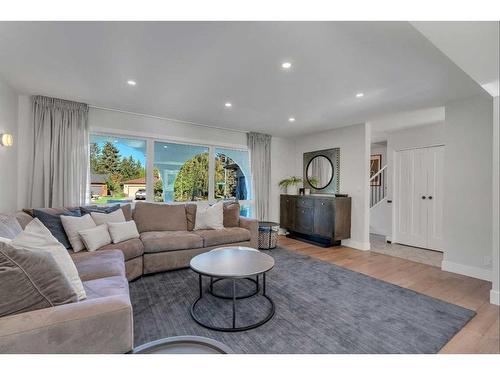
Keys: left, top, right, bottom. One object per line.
{"left": 277, "top": 236, "right": 500, "bottom": 354}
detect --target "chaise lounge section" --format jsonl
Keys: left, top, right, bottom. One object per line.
{"left": 0, "top": 201, "right": 258, "bottom": 353}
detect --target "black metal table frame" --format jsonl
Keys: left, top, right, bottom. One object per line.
{"left": 190, "top": 271, "right": 275, "bottom": 332}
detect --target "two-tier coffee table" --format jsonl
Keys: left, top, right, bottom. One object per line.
{"left": 189, "top": 247, "right": 275, "bottom": 332}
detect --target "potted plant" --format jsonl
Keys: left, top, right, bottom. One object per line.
{"left": 279, "top": 176, "right": 303, "bottom": 195}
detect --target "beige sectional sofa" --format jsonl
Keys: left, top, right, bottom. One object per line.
{"left": 0, "top": 201, "right": 258, "bottom": 353}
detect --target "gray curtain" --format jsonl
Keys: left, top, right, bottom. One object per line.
{"left": 247, "top": 132, "right": 271, "bottom": 221}
{"left": 29, "top": 96, "right": 89, "bottom": 208}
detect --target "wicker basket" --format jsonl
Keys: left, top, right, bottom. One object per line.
{"left": 258, "top": 222, "right": 279, "bottom": 249}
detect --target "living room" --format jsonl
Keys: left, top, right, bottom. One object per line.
{"left": 0, "top": 1, "right": 499, "bottom": 373}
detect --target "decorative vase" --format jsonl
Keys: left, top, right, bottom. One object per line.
{"left": 286, "top": 185, "right": 298, "bottom": 195}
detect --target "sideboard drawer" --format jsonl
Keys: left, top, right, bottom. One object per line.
{"left": 296, "top": 197, "right": 314, "bottom": 208}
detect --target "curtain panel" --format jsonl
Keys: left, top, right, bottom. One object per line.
{"left": 247, "top": 132, "right": 271, "bottom": 221}
{"left": 29, "top": 96, "right": 89, "bottom": 208}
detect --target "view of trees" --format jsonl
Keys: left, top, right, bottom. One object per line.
{"left": 171, "top": 152, "right": 240, "bottom": 201}
{"left": 90, "top": 141, "right": 145, "bottom": 195}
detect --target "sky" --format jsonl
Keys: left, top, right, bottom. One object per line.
{"left": 91, "top": 135, "right": 146, "bottom": 166}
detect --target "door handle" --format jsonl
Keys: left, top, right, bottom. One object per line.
{"left": 421, "top": 196, "right": 426, "bottom": 200}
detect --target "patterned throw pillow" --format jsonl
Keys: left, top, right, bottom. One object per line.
{"left": 32, "top": 208, "right": 81, "bottom": 249}
{"left": 80, "top": 204, "right": 121, "bottom": 216}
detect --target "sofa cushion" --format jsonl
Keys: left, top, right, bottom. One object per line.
{"left": 83, "top": 275, "right": 130, "bottom": 300}
{"left": 12, "top": 218, "right": 87, "bottom": 301}
{"left": 133, "top": 202, "right": 187, "bottom": 232}
{"left": 0, "top": 242, "right": 78, "bottom": 318}
{"left": 140, "top": 231, "right": 203, "bottom": 253}
{"left": 71, "top": 249, "right": 125, "bottom": 282}
{"left": 97, "top": 238, "right": 144, "bottom": 260}
{"left": 14, "top": 211, "right": 33, "bottom": 229}
{"left": 195, "top": 227, "right": 251, "bottom": 247}
{"left": 186, "top": 204, "right": 197, "bottom": 231}
{"left": 0, "top": 214, "right": 23, "bottom": 239}
{"left": 32, "top": 208, "right": 82, "bottom": 249}
{"left": 223, "top": 201, "right": 240, "bottom": 227}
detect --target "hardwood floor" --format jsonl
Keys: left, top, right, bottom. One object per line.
{"left": 277, "top": 236, "right": 500, "bottom": 354}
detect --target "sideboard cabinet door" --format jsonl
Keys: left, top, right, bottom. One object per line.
{"left": 314, "top": 199, "right": 334, "bottom": 237}
{"left": 280, "top": 195, "right": 296, "bottom": 229}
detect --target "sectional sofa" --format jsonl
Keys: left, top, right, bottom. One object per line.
{"left": 0, "top": 201, "right": 258, "bottom": 353}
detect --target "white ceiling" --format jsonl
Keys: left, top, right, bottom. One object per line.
{"left": 0, "top": 21, "right": 486, "bottom": 137}
{"left": 411, "top": 21, "right": 499, "bottom": 97}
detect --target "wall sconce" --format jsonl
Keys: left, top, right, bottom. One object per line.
{"left": 1, "top": 133, "right": 13, "bottom": 147}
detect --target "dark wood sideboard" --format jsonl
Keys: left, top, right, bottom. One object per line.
{"left": 280, "top": 194, "right": 351, "bottom": 247}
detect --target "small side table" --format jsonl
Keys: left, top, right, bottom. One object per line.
{"left": 258, "top": 221, "right": 280, "bottom": 250}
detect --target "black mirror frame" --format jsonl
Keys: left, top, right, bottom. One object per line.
{"left": 305, "top": 154, "right": 334, "bottom": 190}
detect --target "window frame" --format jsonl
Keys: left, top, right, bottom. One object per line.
{"left": 90, "top": 131, "right": 254, "bottom": 216}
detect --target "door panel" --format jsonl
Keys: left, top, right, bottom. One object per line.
{"left": 280, "top": 195, "right": 295, "bottom": 230}
{"left": 395, "top": 148, "right": 428, "bottom": 248}
{"left": 295, "top": 207, "right": 314, "bottom": 234}
{"left": 426, "top": 146, "right": 444, "bottom": 250}
{"left": 314, "top": 199, "right": 334, "bottom": 237}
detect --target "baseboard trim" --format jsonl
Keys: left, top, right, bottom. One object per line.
{"left": 441, "top": 260, "right": 492, "bottom": 281}
{"left": 490, "top": 290, "right": 500, "bottom": 305}
{"left": 342, "top": 239, "right": 371, "bottom": 251}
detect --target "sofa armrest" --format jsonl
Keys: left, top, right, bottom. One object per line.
{"left": 0, "top": 295, "right": 133, "bottom": 354}
{"left": 239, "top": 216, "right": 259, "bottom": 249}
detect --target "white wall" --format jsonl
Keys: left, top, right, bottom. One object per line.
{"left": 442, "top": 94, "right": 493, "bottom": 281}
{"left": 269, "top": 136, "right": 296, "bottom": 223}
{"left": 89, "top": 107, "right": 247, "bottom": 148}
{"left": 292, "top": 123, "right": 371, "bottom": 250}
{"left": 0, "top": 78, "right": 19, "bottom": 214}
{"left": 492, "top": 95, "right": 499, "bottom": 304}
{"left": 17, "top": 95, "right": 32, "bottom": 210}
{"left": 384, "top": 122, "right": 445, "bottom": 241}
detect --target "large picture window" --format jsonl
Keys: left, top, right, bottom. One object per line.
{"left": 89, "top": 133, "right": 253, "bottom": 217}
{"left": 90, "top": 135, "right": 147, "bottom": 204}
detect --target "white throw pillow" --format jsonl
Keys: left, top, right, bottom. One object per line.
{"left": 10, "top": 218, "right": 87, "bottom": 300}
{"left": 91, "top": 209, "right": 126, "bottom": 226}
{"left": 194, "top": 201, "right": 224, "bottom": 230}
{"left": 78, "top": 224, "right": 111, "bottom": 252}
{"left": 108, "top": 220, "right": 140, "bottom": 243}
{"left": 61, "top": 214, "right": 96, "bottom": 252}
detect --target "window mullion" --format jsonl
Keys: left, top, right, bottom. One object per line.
{"left": 146, "top": 139, "right": 154, "bottom": 201}
{"left": 208, "top": 146, "right": 215, "bottom": 203}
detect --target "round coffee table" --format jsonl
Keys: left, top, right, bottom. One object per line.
{"left": 132, "top": 336, "right": 233, "bottom": 354}
{"left": 190, "top": 247, "right": 275, "bottom": 332}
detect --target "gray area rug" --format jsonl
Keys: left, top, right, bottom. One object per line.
{"left": 130, "top": 247, "right": 475, "bottom": 353}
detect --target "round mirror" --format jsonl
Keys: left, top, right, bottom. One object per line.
{"left": 306, "top": 155, "right": 334, "bottom": 189}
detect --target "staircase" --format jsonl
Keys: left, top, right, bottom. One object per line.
{"left": 370, "top": 165, "right": 387, "bottom": 208}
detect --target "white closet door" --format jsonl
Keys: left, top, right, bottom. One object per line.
{"left": 395, "top": 148, "right": 428, "bottom": 248}
{"left": 426, "top": 146, "right": 444, "bottom": 250}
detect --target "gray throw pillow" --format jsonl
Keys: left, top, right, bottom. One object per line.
{"left": 0, "top": 214, "right": 23, "bottom": 239}
{"left": 80, "top": 204, "right": 121, "bottom": 215}
{"left": 32, "top": 208, "right": 81, "bottom": 248}
{"left": 0, "top": 242, "right": 78, "bottom": 318}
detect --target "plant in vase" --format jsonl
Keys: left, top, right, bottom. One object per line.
{"left": 279, "top": 176, "right": 303, "bottom": 195}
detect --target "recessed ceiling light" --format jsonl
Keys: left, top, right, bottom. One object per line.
{"left": 281, "top": 62, "right": 292, "bottom": 69}
{"left": 127, "top": 80, "right": 136, "bottom": 86}
{"left": 225, "top": 102, "right": 232, "bottom": 108}
{"left": 288, "top": 117, "right": 296, "bottom": 122}
{"left": 356, "top": 92, "right": 364, "bottom": 98}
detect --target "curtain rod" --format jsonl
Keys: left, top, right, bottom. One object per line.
{"left": 89, "top": 105, "right": 249, "bottom": 135}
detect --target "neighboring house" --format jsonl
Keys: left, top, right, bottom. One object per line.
{"left": 90, "top": 173, "right": 109, "bottom": 197}
{"left": 123, "top": 177, "right": 146, "bottom": 198}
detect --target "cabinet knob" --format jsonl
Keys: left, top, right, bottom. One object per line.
{"left": 422, "top": 196, "right": 426, "bottom": 199}
{"left": 321, "top": 202, "right": 325, "bottom": 206}
{"left": 428, "top": 196, "right": 433, "bottom": 200}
